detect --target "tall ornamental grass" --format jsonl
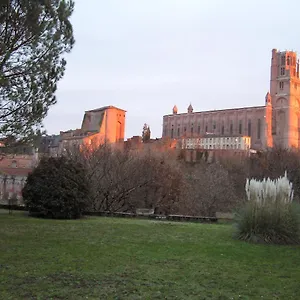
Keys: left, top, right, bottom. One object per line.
{"left": 234, "top": 171, "right": 300, "bottom": 245}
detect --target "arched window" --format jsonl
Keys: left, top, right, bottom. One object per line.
{"left": 239, "top": 121, "right": 242, "bottom": 134}
{"left": 230, "top": 122, "right": 233, "bottom": 135}
{"left": 257, "top": 119, "right": 261, "bottom": 139}
{"left": 248, "top": 120, "right": 252, "bottom": 136}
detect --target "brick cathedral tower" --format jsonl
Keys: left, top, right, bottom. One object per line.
{"left": 269, "top": 49, "right": 300, "bottom": 148}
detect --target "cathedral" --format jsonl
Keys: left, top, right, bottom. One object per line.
{"left": 162, "top": 49, "right": 300, "bottom": 150}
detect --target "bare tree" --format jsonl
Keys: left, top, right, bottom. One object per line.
{"left": 65, "top": 143, "right": 186, "bottom": 214}
{"left": 130, "top": 151, "right": 185, "bottom": 215}
{"left": 184, "top": 162, "right": 239, "bottom": 216}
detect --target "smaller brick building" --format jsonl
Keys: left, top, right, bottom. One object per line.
{"left": 0, "top": 153, "right": 38, "bottom": 204}
{"left": 58, "top": 106, "right": 126, "bottom": 154}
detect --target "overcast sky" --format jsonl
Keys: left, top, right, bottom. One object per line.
{"left": 43, "top": 0, "right": 300, "bottom": 139}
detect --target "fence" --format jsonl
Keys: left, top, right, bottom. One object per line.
{"left": 0, "top": 204, "right": 218, "bottom": 223}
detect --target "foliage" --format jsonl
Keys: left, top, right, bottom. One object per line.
{"left": 1, "top": 214, "right": 300, "bottom": 299}
{"left": 0, "top": 0, "right": 75, "bottom": 141}
{"left": 142, "top": 123, "right": 151, "bottom": 143}
{"left": 234, "top": 172, "right": 300, "bottom": 245}
{"left": 22, "top": 156, "right": 89, "bottom": 219}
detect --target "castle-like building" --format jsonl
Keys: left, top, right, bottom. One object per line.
{"left": 163, "top": 49, "right": 300, "bottom": 150}
{"left": 56, "top": 105, "right": 126, "bottom": 155}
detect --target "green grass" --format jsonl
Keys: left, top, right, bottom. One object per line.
{"left": 0, "top": 211, "right": 300, "bottom": 299}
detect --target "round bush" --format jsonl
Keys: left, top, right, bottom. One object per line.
{"left": 22, "top": 156, "right": 90, "bottom": 219}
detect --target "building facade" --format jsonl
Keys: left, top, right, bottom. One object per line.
{"left": 181, "top": 135, "right": 251, "bottom": 151}
{"left": 0, "top": 153, "right": 38, "bottom": 204}
{"left": 163, "top": 49, "right": 300, "bottom": 150}
{"left": 57, "top": 106, "right": 126, "bottom": 154}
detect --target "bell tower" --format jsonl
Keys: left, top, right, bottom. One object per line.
{"left": 270, "top": 49, "right": 300, "bottom": 148}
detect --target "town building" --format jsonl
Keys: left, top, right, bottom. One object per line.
{"left": 0, "top": 153, "right": 38, "bottom": 204}
{"left": 181, "top": 135, "right": 251, "bottom": 151}
{"left": 163, "top": 49, "right": 300, "bottom": 150}
{"left": 56, "top": 105, "right": 126, "bottom": 155}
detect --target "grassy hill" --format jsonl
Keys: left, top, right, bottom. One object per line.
{"left": 0, "top": 211, "right": 300, "bottom": 299}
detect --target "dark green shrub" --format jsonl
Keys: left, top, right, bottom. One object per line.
{"left": 22, "top": 156, "right": 90, "bottom": 219}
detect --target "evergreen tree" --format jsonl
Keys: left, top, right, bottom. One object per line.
{"left": 0, "top": 0, "right": 75, "bottom": 143}
{"left": 142, "top": 123, "right": 151, "bottom": 143}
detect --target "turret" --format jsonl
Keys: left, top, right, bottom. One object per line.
{"left": 265, "top": 91, "right": 271, "bottom": 105}
{"left": 187, "top": 103, "right": 193, "bottom": 113}
{"left": 172, "top": 105, "right": 178, "bottom": 114}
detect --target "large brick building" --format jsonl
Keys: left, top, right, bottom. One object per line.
{"left": 163, "top": 49, "right": 300, "bottom": 150}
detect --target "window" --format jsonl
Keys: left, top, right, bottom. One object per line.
{"left": 184, "top": 127, "right": 186, "bottom": 136}
{"left": 248, "top": 119, "right": 252, "bottom": 136}
{"left": 287, "top": 56, "right": 291, "bottom": 65}
{"left": 280, "top": 67, "right": 285, "bottom": 76}
{"left": 205, "top": 125, "right": 208, "bottom": 133}
{"left": 230, "top": 122, "right": 233, "bottom": 135}
{"left": 198, "top": 125, "right": 200, "bottom": 134}
{"left": 191, "top": 127, "right": 193, "bottom": 136}
{"left": 281, "top": 55, "right": 286, "bottom": 65}
{"left": 239, "top": 121, "right": 242, "bottom": 134}
{"left": 177, "top": 127, "right": 180, "bottom": 137}
{"left": 279, "top": 81, "right": 284, "bottom": 90}
{"left": 221, "top": 125, "right": 224, "bottom": 135}
{"left": 257, "top": 119, "right": 261, "bottom": 139}
{"left": 213, "top": 121, "right": 216, "bottom": 130}
{"left": 171, "top": 128, "right": 174, "bottom": 139}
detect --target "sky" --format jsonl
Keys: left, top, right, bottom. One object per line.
{"left": 44, "top": 0, "right": 300, "bottom": 139}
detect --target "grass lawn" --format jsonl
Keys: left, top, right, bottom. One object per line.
{"left": 0, "top": 211, "right": 300, "bottom": 300}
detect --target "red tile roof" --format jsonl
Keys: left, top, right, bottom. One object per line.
{"left": 0, "top": 168, "right": 32, "bottom": 177}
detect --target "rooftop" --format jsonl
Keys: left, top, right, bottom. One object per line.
{"left": 86, "top": 105, "right": 127, "bottom": 113}
{"left": 0, "top": 167, "right": 33, "bottom": 177}
{"left": 164, "top": 105, "right": 265, "bottom": 117}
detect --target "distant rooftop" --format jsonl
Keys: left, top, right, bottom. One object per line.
{"left": 164, "top": 105, "right": 265, "bottom": 117}
{"left": 0, "top": 167, "right": 33, "bottom": 177}
{"left": 86, "top": 105, "right": 126, "bottom": 113}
